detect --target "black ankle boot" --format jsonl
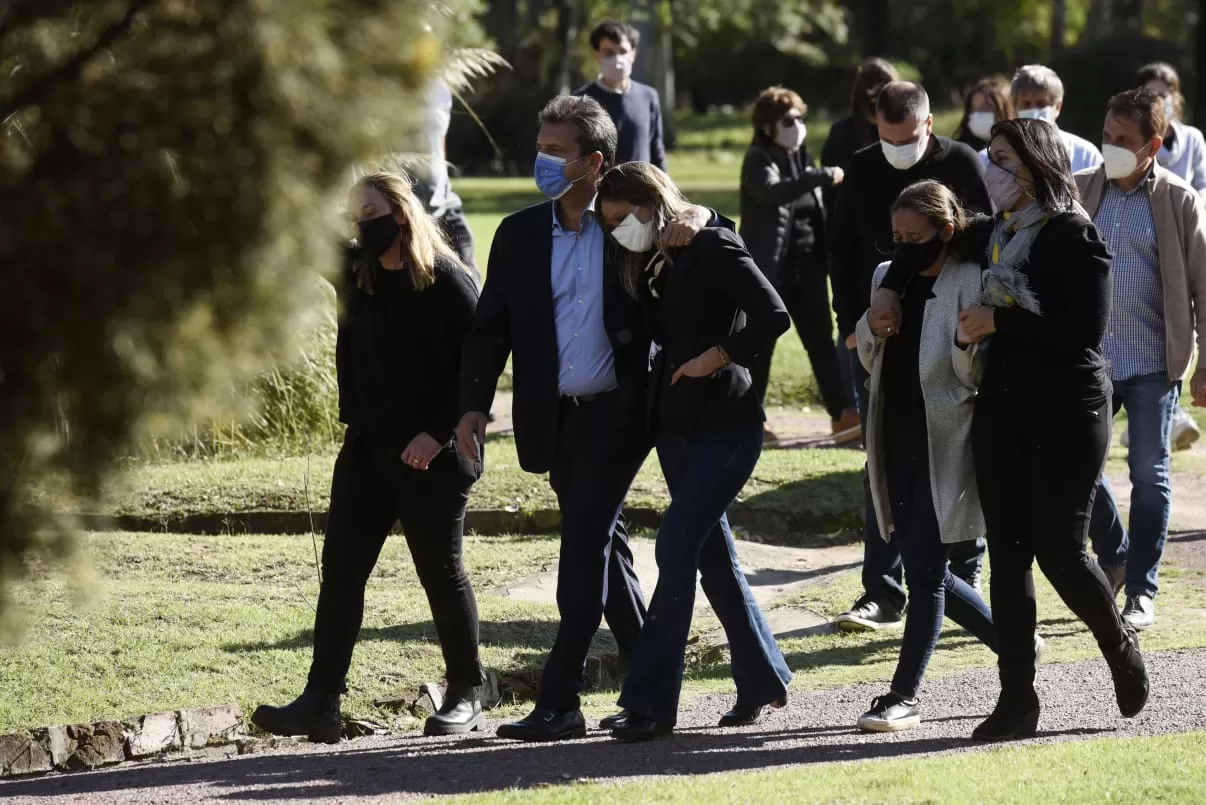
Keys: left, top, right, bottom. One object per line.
{"left": 252, "top": 688, "right": 342, "bottom": 744}
{"left": 424, "top": 686, "right": 484, "bottom": 736}
{"left": 1105, "top": 628, "right": 1149, "bottom": 718}
{"left": 972, "top": 689, "right": 1040, "bottom": 742}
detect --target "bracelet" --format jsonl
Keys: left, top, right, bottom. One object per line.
{"left": 715, "top": 346, "right": 732, "bottom": 366}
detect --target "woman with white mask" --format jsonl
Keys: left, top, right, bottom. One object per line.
{"left": 954, "top": 76, "right": 1014, "bottom": 154}
{"left": 594, "top": 161, "right": 793, "bottom": 742}
{"left": 739, "top": 86, "right": 859, "bottom": 445}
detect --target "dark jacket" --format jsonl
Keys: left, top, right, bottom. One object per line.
{"left": 738, "top": 141, "right": 836, "bottom": 285}
{"left": 644, "top": 228, "right": 790, "bottom": 435}
{"left": 829, "top": 136, "right": 991, "bottom": 338}
{"left": 459, "top": 200, "right": 735, "bottom": 473}
{"left": 820, "top": 115, "right": 880, "bottom": 217}
{"left": 336, "top": 248, "right": 479, "bottom": 451}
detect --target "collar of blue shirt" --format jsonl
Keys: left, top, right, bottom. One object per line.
{"left": 551, "top": 194, "right": 598, "bottom": 234}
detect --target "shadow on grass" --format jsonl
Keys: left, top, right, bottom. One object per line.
{"left": 737, "top": 468, "right": 864, "bottom": 539}
{"left": 221, "top": 620, "right": 568, "bottom": 653}
{"left": 0, "top": 722, "right": 1115, "bottom": 801}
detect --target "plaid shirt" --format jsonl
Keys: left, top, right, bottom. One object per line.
{"left": 1097, "top": 171, "right": 1166, "bottom": 382}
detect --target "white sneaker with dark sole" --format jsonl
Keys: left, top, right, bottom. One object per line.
{"left": 1172, "top": 408, "right": 1201, "bottom": 452}
{"left": 833, "top": 597, "right": 904, "bottom": 632}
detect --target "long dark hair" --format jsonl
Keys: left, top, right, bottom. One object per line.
{"left": 953, "top": 76, "right": 1014, "bottom": 142}
{"left": 988, "top": 118, "right": 1080, "bottom": 214}
{"left": 849, "top": 57, "right": 899, "bottom": 121}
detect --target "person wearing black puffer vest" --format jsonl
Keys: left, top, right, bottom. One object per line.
{"left": 251, "top": 172, "right": 486, "bottom": 743}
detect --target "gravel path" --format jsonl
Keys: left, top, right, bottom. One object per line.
{"left": 3, "top": 647, "right": 1204, "bottom": 804}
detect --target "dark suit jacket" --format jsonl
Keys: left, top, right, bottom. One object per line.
{"left": 460, "top": 201, "right": 733, "bottom": 474}
{"left": 646, "top": 228, "right": 790, "bottom": 435}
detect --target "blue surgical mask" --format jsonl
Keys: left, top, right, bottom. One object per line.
{"left": 534, "top": 152, "right": 586, "bottom": 200}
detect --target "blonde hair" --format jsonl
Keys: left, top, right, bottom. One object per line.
{"left": 596, "top": 161, "right": 690, "bottom": 298}
{"left": 354, "top": 171, "right": 465, "bottom": 291}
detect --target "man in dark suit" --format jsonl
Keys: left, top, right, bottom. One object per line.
{"left": 457, "top": 95, "right": 716, "bottom": 742}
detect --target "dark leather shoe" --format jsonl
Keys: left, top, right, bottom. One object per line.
{"left": 718, "top": 704, "right": 766, "bottom": 728}
{"left": 610, "top": 713, "right": 673, "bottom": 742}
{"left": 424, "top": 687, "right": 484, "bottom": 736}
{"left": 972, "top": 690, "right": 1040, "bottom": 742}
{"left": 252, "top": 688, "right": 342, "bottom": 744}
{"left": 496, "top": 707, "right": 586, "bottom": 742}
{"left": 1106, "top": 628, "right": 1149, "bottom": 718}
{"left": 599, "top": 710, "right": 630, "bottom": 730}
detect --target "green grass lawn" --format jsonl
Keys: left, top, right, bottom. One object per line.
{"left": 451, "top": 731, "right": 1206, "bottom": 804}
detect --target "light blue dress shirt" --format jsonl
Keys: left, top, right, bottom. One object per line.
{"left": 1158, "top": 120, "right": 1206, "bottom": 193}
{"left": 550, "top": 198, "right": 618, "bottom": 396}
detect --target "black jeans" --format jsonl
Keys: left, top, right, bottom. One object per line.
{"left": 973, "top": 391, "right": 1127, "bottom": 694}
{"left": 537, "top": 387, "right": 650, "bottom": 712}
{"left": 308, "top": 429, "right": 484, "bottom": 694}
{"left": 849, "top": 346, "right": 984, "bottom": 611}
{"left": 751, "top": 259, "right": 847, "bottom": 420}
{"left": 438, "top": 206, "right": 481, "bottom": 286}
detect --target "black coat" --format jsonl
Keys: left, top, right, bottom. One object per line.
{"left": 738, "top": 141, "right": 835, "bottom": 285}
{"left": 459, "top": 200, "right": 735, "bottom": 473}
{"left": 645, "top": 228, "right": 790, "bottom": 435}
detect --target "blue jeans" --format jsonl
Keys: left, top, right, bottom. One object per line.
{"left": 1090, "top": 373, "right": 1178, "bottom": 597}
{"left": 886, "top": 450, "right": 997, "bottom": 699}
{"left": 618, "top": 428, "right": 792, "bottom": 725}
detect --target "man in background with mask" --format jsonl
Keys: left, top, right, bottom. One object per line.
{"left": 828, "top": 80, "right": 991, "bottom": 632}
{"left": 1076, "top": 88, "right": 1206, "bottom": 632}
{"left": 575, "top": 20, "right": 666, "bottom": 171}
{"left": 457, "top": 95, "right": 722, "bottom": 742}
{"left": 978, "top": 65, "right": 1103, "bottom": 175}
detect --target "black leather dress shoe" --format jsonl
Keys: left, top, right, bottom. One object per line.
{"left": 610, "top": 713, "right": 673, "bottom": 742}
{"left": 496, "top": 707, "right": 586, "bottom": 742}
{"left": 718, "top": 704, "right": 766, "bottom": 728}
{"left": 251, "top": 688, "right": 342, "bottom": 744}
{"left": 424, "top": 688, "right": 484, "bottom": 736}
{"left": 599, "top": 710, "right": 630, "bottom": 730}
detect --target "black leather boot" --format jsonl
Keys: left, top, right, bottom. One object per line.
{"left": 1105, "top": 628, "right": 1149, "bottom": 718}
{"left": 972, "top": 688, "right": 1040, "bottom": 742}
{"left": 424, "top": 686, "right": 484, "bottom": 736}
{"left": 251, "top": 687, "right": 342, "bottom": 744}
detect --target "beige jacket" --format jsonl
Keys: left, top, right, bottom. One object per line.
{"left": 1076, "top": 164, "right": 1206, "bottom": 381}
{"left": 856, "top": 260, "right": 985, "bottom": 545}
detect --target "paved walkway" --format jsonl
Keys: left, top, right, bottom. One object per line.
{"left": 3, "top": 648, "right": 1203, "bottom": 804}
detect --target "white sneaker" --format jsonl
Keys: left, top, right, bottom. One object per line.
{"left": 1034, "top": 633, "right": 1045, "bottom": 669}
{"left": 1171, "top": 408, "right": 1200, "bottom": 452}
{"left": 1122, "top": 594, "right": 1156, "bottom": 631}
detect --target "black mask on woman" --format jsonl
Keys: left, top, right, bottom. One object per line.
{"left": 357, "top": 213, "right": 401, "bottom": 257}
{"left": 892, "top": 236, "right": 946, "bottom": 275}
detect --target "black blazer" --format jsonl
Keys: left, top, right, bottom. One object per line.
{"left": 459, "top": 200, "right": 735, "bottom": 473}
{"left": 646, "top": 228, "right": 790, "bottom": 435}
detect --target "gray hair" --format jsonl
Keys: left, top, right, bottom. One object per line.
{"left": 1012, "top": 64, "right": 1065, "bottom": 102}
{"left": 875, "top": 81, "right": 930, "bottom": 125}
{"left": 538, "top": 95, "right": 618, "bottom": 169}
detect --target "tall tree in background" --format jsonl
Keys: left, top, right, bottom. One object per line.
{"left": 0, "top": 0, "right": 454, "bottom": 609}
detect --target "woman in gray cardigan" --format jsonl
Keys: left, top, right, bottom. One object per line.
{"left": 853, "top": 180, "right": 1001, "bottom": 733}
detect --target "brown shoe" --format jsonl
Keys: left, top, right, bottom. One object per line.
{"left": 831, "top": 408, "right": 862, "bottom": 444}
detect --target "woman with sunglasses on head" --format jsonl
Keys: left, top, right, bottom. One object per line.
{"left": 594, "top": 161, "right": 793, "bottom": 742}
{"left": 252, "top": 172, "right": 486, "bottom": 743}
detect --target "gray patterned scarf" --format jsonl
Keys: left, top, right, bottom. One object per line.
{"left": 982, "top": 200, "right": 1090, "bottom": 314}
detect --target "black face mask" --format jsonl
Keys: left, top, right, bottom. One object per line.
{"left": 892, "top": 236, "right": 946, "bottom": 275}
{"left": 357, "top": 213, "right": 401, "bottom": 257}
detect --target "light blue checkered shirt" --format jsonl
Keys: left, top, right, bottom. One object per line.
{"left": 1097, "top": 172, "right": 1166, "bottom": 382}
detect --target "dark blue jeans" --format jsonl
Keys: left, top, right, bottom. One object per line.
{"left": 885, "top": 450, "right": 998, "bottom": 699}
{"left": 1089, "top": 373, "right": 1178, "bottom": 597}
{"left": 618, "top": 428, "right": 792, "bottom": 725}
{"left": 849, "top": 346, "right": 985, "bottom": 611}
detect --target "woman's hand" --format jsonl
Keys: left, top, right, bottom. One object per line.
{"left": 671, "top": 347, "right": 729, "bottom": 384}
{"left": 869, "top": 306, "right": 900, "bottom": 338}
{"left": 958, "top": 306, "right": 997, "bottom": 343}
{"left": 402, "top": 432, "right": 443, "bottom": 470}
{"left": 660, "top": 204, "right": 711, "bottom": 248}
{"left": 825, "top": 166, "right": 845, "bottom": 185}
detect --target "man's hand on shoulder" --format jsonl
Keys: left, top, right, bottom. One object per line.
{"left": 660, "top": 204, "right": 711, "bottom": 248}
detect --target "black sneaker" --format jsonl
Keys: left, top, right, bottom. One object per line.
{"left": 1105, "top": 627, "right": 1149, "bottom": 718}
{"left": 833, "top": 595, "right": 904, "bottom": 632}
{"left": 1121, "top": 594, "right": 1155, "bottom": 631}
{"left": 856, "top": 693, "right": 921, "bottom": 733}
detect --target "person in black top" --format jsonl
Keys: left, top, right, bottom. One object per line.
{"left": 878, "top": 119, "right": 1150, "bottom": 740}
{"left": 740, "top": 86, "right": 859, "bottom": 444}
{"left": 952, "top": 76, "right": 1014, "bottom": 154}
{"left": 594, "top": 162, "right": 793, "bottom": 742}
{"left": 829, "top": 81, "right": 992, "bottom": 635}
{"left": 252, "top": 172, "right": 485, "bottom": 743}
{"left": 820, "top": 57, "right": 900, "bottom": 217}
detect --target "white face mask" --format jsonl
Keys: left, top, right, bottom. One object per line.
{"left": 776, "top": 119, "right": 806, "bottom": 151}
{"left": 1018, "top": 106, "right": 1058, "bottom": 125}
{"left": 1102, "top": 142, "right": 1150, "bottom": 180}
{"left": 968, "top": 111, "right": 996, "bottom": 141}
{"left": 600, "top": 54, "right": 633, "bottom": 84}
{"left": 612, "top": 212, "right": 656, "bottom": 252}
{"left": 880, "top": 134, "right": 929, "bottom": 171}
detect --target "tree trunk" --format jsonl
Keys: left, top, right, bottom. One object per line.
{"left": 861, "top": 0, "right": 890, "bottom": 57}
{"left": 554, "top": 0, "right": 579, "bottom": 96}
{"left": 657, "top": 0, "right": 677, "bottom": 149}
{"left": 1051, "top": 0, "right": 1067, "bottom": 58}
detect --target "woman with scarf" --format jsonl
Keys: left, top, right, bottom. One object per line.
{"left": 594, "top": 161, "right": 793, "bottom": 742}
{"left": 873, "top": 119, "right": 1149, "bottom": 741}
